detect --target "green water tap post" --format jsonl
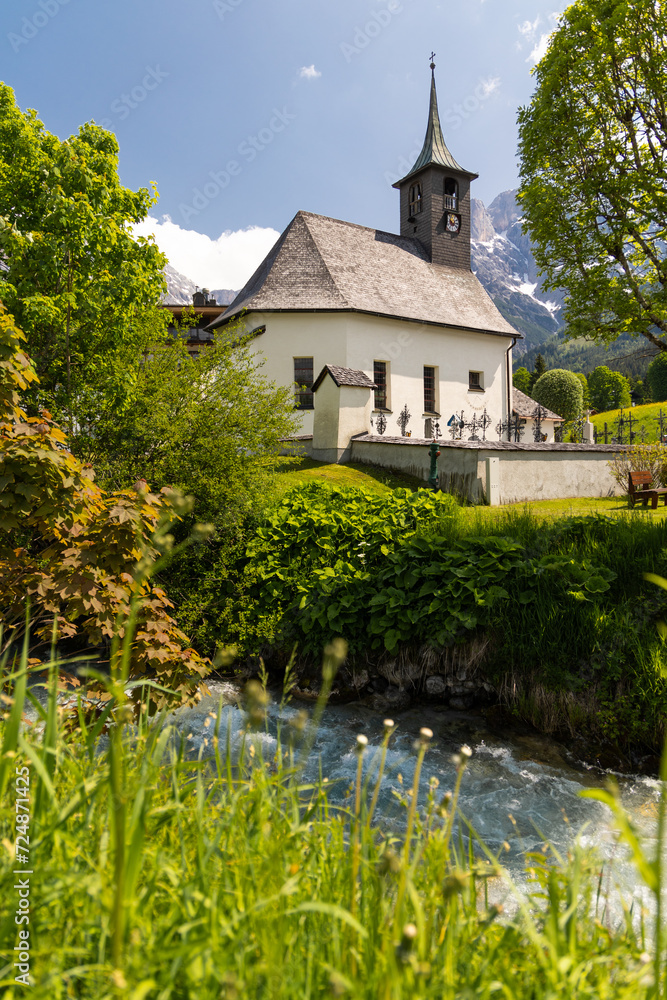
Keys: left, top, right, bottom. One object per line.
{"left": 428, "top": 440, "right": 440, "bottom": 491}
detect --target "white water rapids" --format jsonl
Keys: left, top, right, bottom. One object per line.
{"left": 170, "top": 680, "right": 662, "bottom": 921}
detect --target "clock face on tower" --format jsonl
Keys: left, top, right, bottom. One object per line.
{"left": 446, "top": 213, "right": 461, "bottom": 234}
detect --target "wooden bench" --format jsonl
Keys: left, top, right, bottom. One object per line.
{"left": 629, "top": 471, "right": 667, "bottom": 509}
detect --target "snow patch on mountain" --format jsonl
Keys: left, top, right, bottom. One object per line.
{"left": 471, "top": 190, "right": 564, "bottom": 353}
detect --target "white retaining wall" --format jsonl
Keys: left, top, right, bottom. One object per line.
{"left": 349, "top": 435, "right": 624, "bottom": 504}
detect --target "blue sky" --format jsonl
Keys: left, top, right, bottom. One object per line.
{"left": 1, "top": 0, "right": 562, "bottom": 288}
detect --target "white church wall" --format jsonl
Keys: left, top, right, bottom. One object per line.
{"left": 344, "top": 313, "right": 511, "bottom": 440}
{"left": 235, "top": 311, "right": 350, "bottom": 437}
{"left": 235, "top": 310, "right": 513, "bottom": 442}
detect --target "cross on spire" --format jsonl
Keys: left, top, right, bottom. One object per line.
{"left": 429, "top": 51, "right": 436, "bottom": 70}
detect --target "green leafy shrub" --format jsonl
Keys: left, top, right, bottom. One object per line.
{"left": 607, "top": 442, "right": 667, "bottom": 492}
{"left": 513, "top": 366, "right": 532, "bottom": 393}
{"left": 235, "top": 482, "right": 460, "bottom": 645}
{"left": 588, "top": 366, "right": 631, "bottom": 411}
{"left": 300, "top": 535, "right": 531, "bottom": 654}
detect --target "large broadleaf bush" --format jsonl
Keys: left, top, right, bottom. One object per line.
{"left": 201, "top": 484, "right": 667, "bottom": 752}
{"left": 200, "top": 481, "right": 461, "bottom": 654}
{"left": 209, "top": 482, "right": 619, "bottom": 662}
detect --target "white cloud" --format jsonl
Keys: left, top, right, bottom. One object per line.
{"left": 516, "top": 11, "right": 562, "bottom": 65}
{"left": 518, "top": 16, "right": 540, "bottom": 38}
{"left": 133, "top": 216, "right": 280, "bottom": 289}
{"left": 479, "top": 76, "right": 501, "bottom": 98}
{"left": 526, "top": 12, "right": 563, "bottom": 65}
{"left": 528, "top": 32, "right": 551, "bottom": 64}
{"left": 299, "top": 64, "right": 321, "bottom": 80}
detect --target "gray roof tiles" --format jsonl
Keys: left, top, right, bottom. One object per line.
{"left": 209, "top": 211, "right": 520, "bottom": 338}
{"left": 312, "top": 365, "right": 377, "bottom": 391}
{"left": 512, "top": 387, "right": 563, "bottom": 421}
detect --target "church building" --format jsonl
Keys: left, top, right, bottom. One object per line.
{"left": 209, "top": 63, "right": 529, "bottom": 454}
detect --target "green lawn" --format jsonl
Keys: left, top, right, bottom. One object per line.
{"left": 273, "top": 456, "right": 427, "bottom": 495}
{"left": 273, "top": 456, "right": 667, "bottom": 519}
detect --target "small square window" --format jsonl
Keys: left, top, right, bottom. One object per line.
{"left": 469, "top": 371, "right": 484, "bottom": 392}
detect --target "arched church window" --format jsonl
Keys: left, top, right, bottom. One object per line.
{"left": 444, "top": 178, "right": 458, "bottom": 211}
{"left": 408, "top": 183, "right": 423, "bottom": 217}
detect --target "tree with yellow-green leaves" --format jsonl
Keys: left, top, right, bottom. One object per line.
{"left": 0, "top": 82, "right": 167, "bottom": 439}
{"left": 518, "top": 0, "right": 667, "bottom": 353}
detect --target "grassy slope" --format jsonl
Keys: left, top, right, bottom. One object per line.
{"left": 274, "top": 456, "right": 427, "bottom": 496}
{"left": 591, "top": 402, "right": 667, "bottom": 442}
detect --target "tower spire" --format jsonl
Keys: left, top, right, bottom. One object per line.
{"left": 396, "top": 62, "right": 475, "bottom": 184}
{"left": 392, "top": 62, "right": 478, "bottom": 269}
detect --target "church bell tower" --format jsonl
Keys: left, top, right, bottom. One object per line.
{"left": 393, "top": 58, "right": 478, "bottom": 270}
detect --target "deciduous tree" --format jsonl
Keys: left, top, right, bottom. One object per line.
{"left": 513, "top": 367, "right": 532, "bottom": 394}
{"left": 587, "top": 366, "right": 631, "bottom": 411}
{"left": 647, "top": 353, "right": 667, "bottom": 402}
{"left": 0, "top": 302, "right": 210, "bottom": 710}
{"left": 0, "top": 83, "right": 167, "bottom": 435}
{"left": 518, "top": 0, "right": 667, "bottom": 351}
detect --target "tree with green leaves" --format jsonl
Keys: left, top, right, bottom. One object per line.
{"left": 647, "top": 353, "right": 667, "bottom": 402}
{"left": 529, "top": 354, "right": 547, "bottom": 393}
{"left": 93, "top": 330, "right": 298, "bottom": 524}
{"left": 587, "top": 366, "right": 631, "bottom": 412}
{"left": 88, "top": 328, "right": 300, "bottom": 652}
{"left": 575, "top": 372, "right": 590, "bottom": 409}
{"left": 518, "top": 0, "right": 667, "bottom": 352}
{"left": 0, "top": 83, "right": 167, "bottom": 437}
{"left": 629, "top": 376, "right": 649, "bottom": 405}
{"left": 532, "top": 368, "right": 583, "bottom": 421}
{"left": 513, "top": 367, "right": 532, "bottom": 394}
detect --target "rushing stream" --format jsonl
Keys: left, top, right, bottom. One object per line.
{"left": 170, "top": 680, "right": 662, "bottom": 918}
{"left": 25, "top": 673, "right": 661, "bottom": 920}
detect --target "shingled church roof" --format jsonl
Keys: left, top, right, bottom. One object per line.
{"left": 209, "top": 211, "right": 520, "bottom": 338}
{"left": 312, "top": 365, "right": 377, "bottom": 392}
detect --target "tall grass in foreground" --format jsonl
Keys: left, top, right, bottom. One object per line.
{"left": 0, "top": 641, "right": 664, "bottom": 998}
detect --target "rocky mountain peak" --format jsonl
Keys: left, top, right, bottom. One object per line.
{"left": 163, "top": 263, "right": 238, "bottom": 307}
{"left": 470, "top": 199, "right": 496, "bottom": 242}
{"left": 487, "top": 189, "right": 522, "bottom": 233}
{"left": 471, "top": 190, "right": 563, "bottom": 354}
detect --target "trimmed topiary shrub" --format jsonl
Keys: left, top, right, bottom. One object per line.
{"left": 532, "top": 368, "right": 584, "bottom": 421}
